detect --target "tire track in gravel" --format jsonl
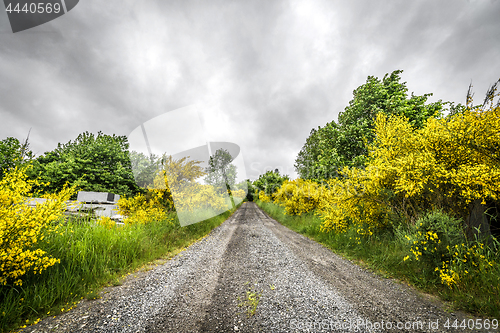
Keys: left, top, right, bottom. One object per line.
{"left": 22, "top": 202, "right": 486, "bottom": 333}
{"left": 188, "top": 202, "right": 368, "bottom": 333}
{"left": 20, "top": 207, "right": 242, "bottom": 333}
{"left": 250, "top": 204, "right": 479, "bottom": 333}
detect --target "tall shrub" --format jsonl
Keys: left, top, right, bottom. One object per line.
{"left": 30, "top": 131, "right": 139, "bottom": 197}
{"left": 0, "top": 167, "right": 73, "bottom": 286}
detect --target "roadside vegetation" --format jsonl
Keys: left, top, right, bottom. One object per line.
{"left": 257, "top": 200, "right": 499, "bottom": 318}
{"left": 1, "top": 201, "right": 239, "bottom": 331}
{"left": 0, "top": 134, "right": 244, "bottom": 332}
{"left": 255, "top": 71, "right": 500, "bottom": 318}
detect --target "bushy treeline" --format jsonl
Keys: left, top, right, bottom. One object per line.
{"left": 287, "top": 70, "right": 499, "bottom": 240}
{"left": 0, "top": 131, "right": 140, "bottom": 198}
{"left": 0, "top": 136, "right": 246, "bottom": 289}
{"left": 294, "top": 70, "right": 464, "bottom": 180}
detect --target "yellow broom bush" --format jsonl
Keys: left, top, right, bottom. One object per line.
{"left": 118, "top": 155, "right": 230, "bottom": 224}
{"left": 318, "top": 168, "right": 390, "bottom": 233}
{"left": 274, "top": 179, "right": 323, "bottom": 215}
{"left": 370, "top": 98, "right": 500, "bottom": 219}
{"left": 97, "top": 216, "right": 116, "bottom": 229}
{"left": 171, "top": 182, "right": 228, "bottom": 213}
{"left": 319, "top": 91, "right": 500, "bottom": 234}
{"left": 258, "top": 190, "right": 271, "bottom": 203}
{"left": 117, "top": 192, "right": 170, "bottom": 225}
{"left": 0, "top": 167, "right": 74, "bottom": 286}
{"left": 231, "top": 189, "right": 246, "bottom": 200}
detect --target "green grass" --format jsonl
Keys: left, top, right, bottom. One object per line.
{"left": 237, "top": 282, "right": 262, "bottom": 317}
{"left": 0, "top": 203, "right": 242, "bottom": 332}
{"left": 256, "top": 200, "right": 500, "bottom": 319}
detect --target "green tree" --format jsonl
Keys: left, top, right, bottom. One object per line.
{"left": 295, "top": 122, "right": 345, "bottom": 180}
{"left": 244, "top": 179, "right": 256, "bottom": 201}
{"left": 129, "top": 151, "right": 161, "bottom": 188}
{"left": 204, "top": 149, "right": 237, "bottom": 207}
{"left": 0, "top": 135, "right": 33, "bottom": 180}
{"left": 253, "top": 169, "right": 289, "bottom": 197}
{"left": 30, "top": 131, "right": 139, "bottom": 197}
{"left": 295, "top": 70, "right": 446, "bottom": 180}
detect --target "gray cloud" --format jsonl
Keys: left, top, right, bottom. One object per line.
{"left": 1, "top": 0, "right": 499, "bottom": 179}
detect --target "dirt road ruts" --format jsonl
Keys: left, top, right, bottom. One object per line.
{"left": 22, "top": 202, "right": 488, "bottom": 333}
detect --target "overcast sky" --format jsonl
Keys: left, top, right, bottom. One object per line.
{"left": 1, "top": 0, "right": 499, "bottom": 180}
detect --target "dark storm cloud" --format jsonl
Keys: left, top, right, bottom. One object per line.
{"left": 327, "top": 1, "right": 500, "bottom": 104}
{"left": 1, "top": 0, "right": 499, "bottom": 178}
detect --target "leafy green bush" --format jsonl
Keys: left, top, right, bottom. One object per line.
{"left": 29, "top": 131, "right": 140, "bottom": 198}
{"left": 0, "top": 136, "right": 33, "bottom": 180}
{"left": 253, "top": 169, "right": 289, "bottom": 197}
{"left": 401, "top": 210, "right": 465, "bottom": 266}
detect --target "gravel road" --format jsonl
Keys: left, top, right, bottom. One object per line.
{"left": 21, "top": 202, "right": 492, "bottom": 333}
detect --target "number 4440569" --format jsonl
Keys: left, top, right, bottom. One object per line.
{"left": 444, "top": 318, "right": 498, "bottom": 330}
{"left": 5, "top": 2, "right": 62, "bottom": 14}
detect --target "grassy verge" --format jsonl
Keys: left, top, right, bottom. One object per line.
{"left": 255, "top": 200, "right": 500, "bottom": 318}
{"left": 0, "top": 203, "right": 242, "bottom": 332}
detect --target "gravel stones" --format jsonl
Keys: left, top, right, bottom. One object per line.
{"left": 21, "top": 203, "right": 482, "bottom": 333}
